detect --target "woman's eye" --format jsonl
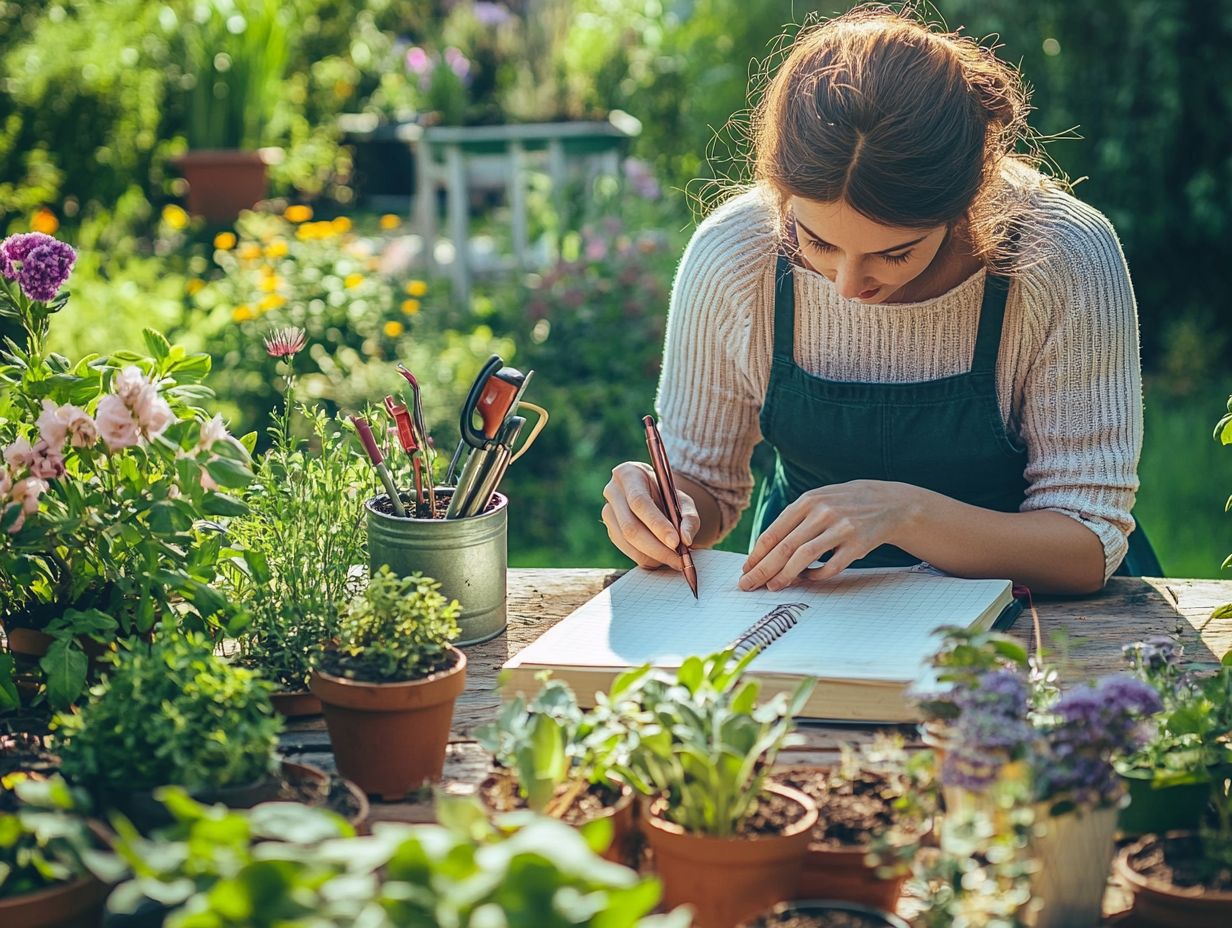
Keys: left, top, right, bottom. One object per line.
{"left": 805, "top": 237, "right": 835, "bottom": 253}
{"left": 882, "top": 251, "right": 912, "bottom": 265}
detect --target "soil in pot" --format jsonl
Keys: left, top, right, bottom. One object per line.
{"left": 371, "top": 488, "right": 502, "bottom": 520}
{"left": 1117, "top": 832, "right": 1232, "bottom": 928}
{"left": 478, "top": 771, "right": 636, "bottom": 864}
{"left": 743, "top": 900, "right": 909, "bottom": 928}
{"left": 644, "top": 782, "right": 817, "bottom": 928}
{"left": 278, "top": 761, "right": 370, "bottom": 833}
{"left": 771, "top": 767, "right": 914, "bottom": 910}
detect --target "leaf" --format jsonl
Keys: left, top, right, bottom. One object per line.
{"left": 149, "top": 500, "right": 193, "bottom": 534}
{"left": 143, "top": 328, "right": 171, "bottom": 361}
{"left": 202, "top": 493, "right": 248, "bottom": 517}
{"left": 0, "top": 654, "right": 18, "bottom": 710}
{"left": 1211, "top": 603, "right": 1232, "bottom": 620}
{"left": 41, "top": 638, "right": 89, "bottom": 710}
{"left": 242, "top": 548, "right": 271, "bottom": 585}
{"left": 205, "top": 456, "right": 253, "bottom": 489}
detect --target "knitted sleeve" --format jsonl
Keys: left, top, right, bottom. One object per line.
{"left": 655, "top": 192, "right": 776, "bottom": 539}
{"left": 1015, "top": 196, "right": 1143, "bottom": 580}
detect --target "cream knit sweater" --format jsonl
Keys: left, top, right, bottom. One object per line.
{"left": 656, "top": 184, "right": 1143, "bottom": 581}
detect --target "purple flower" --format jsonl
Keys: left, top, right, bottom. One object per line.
{"left": 1123, "top": 635, "right": 1181, "bottom": 674}
{"left": 1, "top": 232, "right": 55, "bottom": 264}
{"left": 406, "top": 46, "right": 432, "bottom": 75}
{"left": 17, "top": 238, "right": 77, "bottom": 302}
{"left": 444, "top": 47, "right": 471, "bottom": 80}
{"left": 472, "top": 2, "right": 513, "bottom": 27}
{"left": 1, "top": 252, "right": 15, "bottom": 281}
{"left": 938, "top": 669, "right": 1035, "bottom": 791}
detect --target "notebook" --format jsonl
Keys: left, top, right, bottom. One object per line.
{"left": 501, "top": 548, "right": 1021, "bottom": 723}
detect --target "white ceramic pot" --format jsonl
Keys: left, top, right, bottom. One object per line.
{"left": 1027, "top": 803, "right": 1118, "bottom": 928}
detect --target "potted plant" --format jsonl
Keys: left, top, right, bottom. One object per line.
{"left": 0, "top": 232, "right": 254, "bottom": 712}
{"left": 606, "top": 649, "right": 817, "bottom": 928}
{"left": 222, "top": 328, "right": 368, "bottom": 717}
{"left": 474, "top": 675, "right": 637, "bottom": 863}
{"left": 0, "top": 775, "right": 121, "bottom": 928}
{"left": 741, "top": 901, "right": 910, "bottom": 928}
{"left": 1115, "top": 634, "right": 1232, "bottom": 836}
{"left": 770, "top": 737, "right": 936, "bottom": 911}
{"left": 52, "top": 632, "right": 284, "bottom": 829}
{"left": 309, "top": 566, "right": 466, "bottom": 800}
{"left": 165, "top": 0, "right": 294, "bottom": 221}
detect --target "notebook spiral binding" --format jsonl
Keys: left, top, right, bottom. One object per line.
{"left": 727, "top": 602, "right": 810, "bottom": 659}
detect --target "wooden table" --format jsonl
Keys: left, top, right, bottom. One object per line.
{"left": 281, "top": 570, "right": 1232, "bottom": 918}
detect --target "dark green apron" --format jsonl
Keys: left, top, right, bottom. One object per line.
{"left": 753, "top": 254, "right": 1030, "bottom": 567}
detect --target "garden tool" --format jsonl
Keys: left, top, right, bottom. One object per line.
{"left": 384, "top": 394, "right": 425, "bottom": 510}
{"left": 351, "top": 415, "right": 406, "bottom": 518}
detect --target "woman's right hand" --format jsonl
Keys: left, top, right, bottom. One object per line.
{"left": 602, "top": 461, "right": 701, "bottom": 570}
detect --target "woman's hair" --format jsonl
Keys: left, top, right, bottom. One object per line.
{"left": 752, "top": 4, "right": 1053, "bottom": 271}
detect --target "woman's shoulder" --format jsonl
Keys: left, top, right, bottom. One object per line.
{"left": 677, "top": 186, "right": 780, "bottom": 295}
{"left": 1011, "top": 170, "right": 1130, "bottom": 284}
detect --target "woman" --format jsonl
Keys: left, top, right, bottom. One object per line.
{"left": 601, "top": 6, "right": 1143, "bottom": 595}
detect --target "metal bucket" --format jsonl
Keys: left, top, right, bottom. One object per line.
{"left": 365, "top": 490, "right": 508, "bottom": 646}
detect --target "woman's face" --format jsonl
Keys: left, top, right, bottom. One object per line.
{"left": 789, "top": 196, "right": 949, "bottom": 304}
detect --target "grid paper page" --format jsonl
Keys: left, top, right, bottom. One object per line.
{"left": 508, "top": 549, "right": 1006, "bottom": 680}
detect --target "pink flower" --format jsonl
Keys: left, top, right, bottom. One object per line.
{"left": 0, "top": 468, "right": 11, "bottom": 497}
{"left": 136, "top": 394, "right": 174, "bottom": 440}
{"left": 109, "top": 366, "right": 174, "bottom": 440}
{"left": 3, "top": 437, "right": 35, "bottom": 472}
{"left": 28, "top": 439, "right": 65, "bottom": 480}
{"left": 406, "top": 46, "right": 431, "bottom": 75}
{"left": 36, "top": 400, "right": 68, "bottom": 447}
{"left": 113, "top": 366, "right": 150, "bottom": 406}
{"left": 64, "top": 409, "right": 98, "bottom": 448}
{"left": 6, "top": 476, "right": 48, "bottom": 532}
{"left": 196, "top": 414, "right": 243, "bottom": 492}
{"left": 95, "top": 394, "right": 141, "bottom": 451}
{"left": 36, "top": 400, "right": 96, "bottom": 449}
{"left": 264, "top": 327, "right": 306, "bottom": 359}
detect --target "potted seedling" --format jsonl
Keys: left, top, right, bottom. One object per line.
{"left": 771, "top": 737, "right": 936, "bottom": 911}
{"left": 52, "top": 633, "right": 285, "bottom": 830}
{"left": 474, "top": 675, "right": 637, "bottom": 864}
{"left": 1114, "top": 635, "right": 1231, "bottom": 836}
{"left": 0, "top": 775, "right": 121, "bottom": 928}
{"left": 741, "top": 901, "right": 910, "bottom": 928}
{"left": 310, "top": 567, "right": 466, "bottom": 800}
{"left": 607, "top": 649, "right": 817, "bottom": 928}
{"left": 225, "top": 331, "right": 369, "bottom": 718}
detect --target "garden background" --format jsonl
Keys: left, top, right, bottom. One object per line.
{"left": 1, "top": 0, "right": 1228, "bottom": 576}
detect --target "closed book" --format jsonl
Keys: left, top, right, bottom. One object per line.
{"left": 502, "top": 549, "right": 1019, "bottom": 722}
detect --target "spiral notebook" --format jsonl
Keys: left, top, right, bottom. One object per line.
{"left": 502, "top": 548, "right": 1020, "bottom": 722}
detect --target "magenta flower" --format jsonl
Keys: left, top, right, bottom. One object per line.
{"left": 406, "top": 46, "right": 431, "bottom": 75}
{"left": 264, "top": 327, "right": 306, "bottom": 359}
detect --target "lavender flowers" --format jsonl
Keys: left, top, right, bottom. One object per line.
{"left": 941, "top": 669, "right": 1034, "bottom": 791}
{"left": 1, "top": 232, "right": 77, "bottom": 303}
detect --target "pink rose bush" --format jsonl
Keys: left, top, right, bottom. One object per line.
{"left": 1, "top": 233, "right": 255, "bottom": 709}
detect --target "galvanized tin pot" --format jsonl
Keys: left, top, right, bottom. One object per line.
{"left": 365, "top": 490, "right": 508, "bottom": 646}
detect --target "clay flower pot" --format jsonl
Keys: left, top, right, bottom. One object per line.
{"left": 742, "top": 899, "right": 911, "bottom": 928}
{"left": 174, "top": 149, "right": 267, "bottom": 223}
{"left": 310, "top": 647, "right": 467, "bottom": 801}
{"left": 1115, "top": 832, "right": 1232, "bottom": 928}
{"left": 269, "top": 690, "right": 323, "bottom": 719}
{"left": 642, "top": 782, "right": 817, "bottom": 928}
{"left": 279, "top": 760, "right": 370, "bottom": 834}
{"left": 0, "top": 875, "right": 109, "bottom": 928}
{"left": 478, "top": 771, "right": 638, "bottom": 865}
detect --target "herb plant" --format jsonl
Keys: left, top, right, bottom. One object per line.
{"left": 608, "top": 649, "right": 814, "bottom": 837}
{"left": 53, "top": 633, "right": 282, "bottom": 796}
{"left": 225, "top": 330, "right": 368, "bottom": 691}
{"left": 323, "top": 566, "right": 460, "bottom": 683}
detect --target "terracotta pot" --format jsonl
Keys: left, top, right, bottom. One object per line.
{"left": 310, "top": 647, "right": 466, "bottom": 801}
{"left": 0, "top": 875, "right": 109, "bottom": 928}
{"left": 477, "top": 772, "right": 638, "bottom": 865}
{"left": 1117, "top": 769, "right": 1215, "bottom": 838}
{"left": 270, "top": 690, "right": 323, "bottom": 719}
{"left": 174, "top": 149, "right": 267, "bottom": 223}
{"left": 795, "top": 842, "right": 908, "bottom": 912}
{"left": 5, "top": 629, "right": 109, "bottom": 663}
{"left": 742, "top": 899, "right": 910, "bottom": 928}
{"left": 642, "top": 782, "right": 817, "bottom": 928}
{"left": 1115, "top": 832, "right": 1232, "bottom": 928}
{"left": 281, "top": 760, "right": 370, "bottom": 834}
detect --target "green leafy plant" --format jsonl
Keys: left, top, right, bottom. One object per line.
{"left": 53, "top": 633, "right": 282, "bottom": 796}
{"left": 0, "top": 232, "right": 254, "bottom": 710}
{"left": 1215, "top": 394, "right": 1232, "bottom": 619}
{"left": 224, "top": 330, "right": 368, "bottom": 691}
{"left": 606, "top": 648, "right": 814, "bottom": 837}
{"left": 0, "top": 774, "right": 119, "bottom": 900}
{"left": 105, "top": 791, "right": 687, "bottom": 928}
{"left": 323, "top": 566, "right": 460, "bottom": 683}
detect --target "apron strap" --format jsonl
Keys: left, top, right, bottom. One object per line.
{"left": 971, "top": 273, "right": 1011, "bottom": 375}
{"left": 772, "top": 253, "right": 796, "bottom": 362}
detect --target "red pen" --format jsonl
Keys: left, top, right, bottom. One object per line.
{"left": 643, "top": 415, "right": 699, "bottom": 598}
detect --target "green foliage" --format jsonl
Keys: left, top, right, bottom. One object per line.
{"left": 1217, "top": 395, "right": 1232, "bottom": 611}
{"left": 105, "top": 791, "right": 686, "bottom": 928}
{"left": 605, "top": 649, "right": 814, "bottom": 837}
{"left": 330, "top": 566, "right": 461, "bottom": 683}
{"left": 53, "top": 633, "right": 282, "bottom": 795}
{"left": 0, "top": 775, "right": 109, "bottom": 900}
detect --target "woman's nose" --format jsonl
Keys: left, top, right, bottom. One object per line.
{"left": 833, "top": 258, "right": 868, "bottom": 299}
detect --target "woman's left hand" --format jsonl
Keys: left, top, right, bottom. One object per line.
{"left": 739, "top": 480, "right": 922, "bottom": 590}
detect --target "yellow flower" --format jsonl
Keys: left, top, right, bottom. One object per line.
{"left": 344, "top": 272, "right": 364, "bottom": 289}
{"left": 30, "top": 208, "right": 59, "bottom": 235}
{"left": 161, "top": 204, "right": 189, "bottom": 231}
{"left": 265, "top": 239, "right": 289, "bottom": 259}
{"left": 214, "top": 231, "right": 237, "bottom": 250}
{"left": 405, "top": 279, "right": 428, "bottom": 297}
{"left": 239, "top": 242, "right": 263, "bottom": 262}
{"left": 331, "top": 216, "right": 352, "bottom": 234}
{"left": 185, "top": 279, "right": 205, "bottom": 296}
{"left": 284, "top": 204, "right": 313, "bottom": 223}
{"left": 379, "top": 214, "right": 401, "bottom": 230}
{"left": 383, "top": 320, "right": 405, "bottom": 338}
{"left": 259, "top": 293, "right": 287, "bottom": 312}
{"left": 259, "top": 274, "right": 282, "bottom": 293}
{"left": 401, "top": 298, "right": 421, "bottom": 315}
{"left": 231, "top": 304, "right": 255, "bottom": 322}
